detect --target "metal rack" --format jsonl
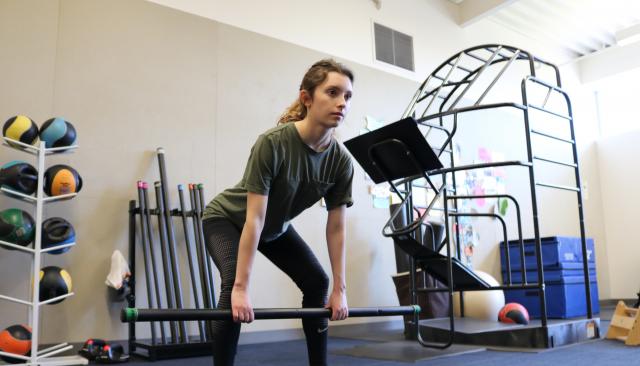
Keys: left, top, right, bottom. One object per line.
{"left": 0, "top": 137, "right": 86, "bottom": 366}
{"left": 127, "top": 179, "right": 215, "bottom": 360}
{"left": 387, "top": 44, "right": 596, "bottom": 348}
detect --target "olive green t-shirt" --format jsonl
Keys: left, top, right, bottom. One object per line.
{"left": 202, "top": 122, "right": 354, "bottom": 242}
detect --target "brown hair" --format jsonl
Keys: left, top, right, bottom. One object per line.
{"left": 277, "top": 59, "right": 354, "bottom": 125}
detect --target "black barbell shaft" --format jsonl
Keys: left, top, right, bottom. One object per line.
{"left": 122, "top": 306, "right": 420, "bottom": 322}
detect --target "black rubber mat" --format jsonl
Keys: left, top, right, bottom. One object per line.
{"left": 331, "top": 340, "right": 485, "bottom": 362}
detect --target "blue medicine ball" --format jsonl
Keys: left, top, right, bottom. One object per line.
{"left": 39, "top": 117, "right": 77, "bottom": 149}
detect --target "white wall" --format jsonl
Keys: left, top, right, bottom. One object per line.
{"left": 597, "top": 130, "right": 640, "bottom": 299}
{"left": 145, "top": 0, "right": 574, "bottom": 83}
{"left": 577, "top": 68, "right": 640, "bottom": 300}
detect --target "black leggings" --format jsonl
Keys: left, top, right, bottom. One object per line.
{"left": 203, "top": 218, "right": 329, "bottom": 366}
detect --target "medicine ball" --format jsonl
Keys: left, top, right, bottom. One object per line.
{"left": 498, "top": 302, "right": 530, "bottom": 325}
{"left": 0, "top": 324, "right": 31, "bottom": 364}
{"left": 3, "top": 115, "right": 39, "bottom": 146}
{"left": 43, "top": 165, "right": 82, "bottom": 196}
{"left": 0, "top": 208, "right": 35, "bottom": 247}
{"left": 39, "top": 266, "right": 72, "bottom": 304}
{"left": 0, "top": 161, "right": 38, "bottom": 195}
{"left": 39, "top": 117, "right": 77, "bottom": 149}
{"left": 42, "top": 217, "right": 75, "bottom": 254}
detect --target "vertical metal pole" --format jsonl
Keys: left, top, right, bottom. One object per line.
{"left": 154, "top": 182, "right": 179, "bottom": 343}
{"left": 189, "top": 184, "right": 216, "bottom": 308}
{"left": 189, "top": 184, "right": 214, "bottom": 340}
{"left": 450, "top": 113, "right": 464, "bottom": 317}
{"left": 442, "top": 172, "right": 456, "bottom": 336}
{"left": 30, "top": 141, "right": 46, "bottom": 364}
{"left": 142, "top": 183, "right": 167, "bottom": 344}
{"left": 136, "top": 183, "right": 158, "bottom": 344}
{"left": 195, "top": 184, "right": 216, "bottom": 307}
{"left": 128, "top": 200, "right": 139, "bottom": 351}
{"left": 178, "top": 184, "right": 206, "bottom": 340}
{"left": 521, "top": 79, "right": 548, "bottom": 330}
{"left": 156, "top": 149, "right": 187, "bottom": 343}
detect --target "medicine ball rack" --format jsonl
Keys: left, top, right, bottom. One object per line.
{"left": 0, "top": 137, "right": 86, "bottom": 366}
{"left": 127, "top": 149, "right": 216, "bottom": 360}
{"left": 346, "top": 44, "right": 600, "bottom": 349}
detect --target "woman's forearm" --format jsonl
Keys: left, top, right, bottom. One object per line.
{"left": 327, "top": 230, "right": 346, "bottom": 292}
{"left": 326, "top": 207, "right": 347, "bottom": 293}
{"left": 234, "top": 218, "right": 263, "bottom": 290}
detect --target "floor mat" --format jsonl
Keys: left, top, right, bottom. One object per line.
{"left": 331, "top": 340, "right": 485, "bottom": 363}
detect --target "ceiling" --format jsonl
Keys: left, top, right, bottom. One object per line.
{"left": 450, "top": 0, "right": 640, "bottom": 58}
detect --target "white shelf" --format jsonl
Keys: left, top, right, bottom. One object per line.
{"left": 0, "top": 240, "right": 77, "bottom": 255}
{"left": 41, "top": 242, "right": 76, "bottom": 254}
{"left": 0, "top": 349, "right": 31, "bottom": 363}
{"left": 36, "top": 343, "right": 73, "bottom": 359}
{"left": 0, "top": 343, "right": 89, "bottom": 366}
{"left": 36, "top": 343, "right": 70, "bottom": 356}
{"left": 0, "top": 139, "right": 81, "bottom": 365}
{"left": 2, "top": 136, "right": 78, "bottom": 155}
{"left": 0, "top": 293, "right": 32, "bottom": 306}
{"left": 43, "top": 193, "right": 78, "bottom": 202}
{"left": 0, "top": 187, "right": 78, "bottom": 203}
{"left": 38, "top": 292, "right": 75, "bottom": 306}
{"left": 37, "top": 355, "right": 88, "bottom": 366}
{"left": 0, "top": 239, "right": 35, "bottom": 253}
{"left": 0, "top": 187, "right": 37, "bottom": 203}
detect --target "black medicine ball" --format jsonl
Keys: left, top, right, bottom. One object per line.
{"left": 0, "top": 161, "right": 38, "bottom": 195}
{"left": 42, "top": 217, "right": 75, "bottom": 254}
{"left": 39, "top": 266, "right": 73, "bottom": 304}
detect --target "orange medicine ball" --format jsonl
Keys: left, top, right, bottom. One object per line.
{"left": 0, "top": 324, "right": 31, "bottom": 363}
{"left": 43, "top": 164, "right": 83, "bottom": 196}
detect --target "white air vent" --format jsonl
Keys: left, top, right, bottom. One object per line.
{"left": 374, "top": 23, "right": 414, "bottom": 71}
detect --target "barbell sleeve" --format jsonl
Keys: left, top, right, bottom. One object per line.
{"left": 122, "top": 305, "right": 421, "bottom": 322}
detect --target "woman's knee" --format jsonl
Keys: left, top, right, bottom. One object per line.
{"left": 301, "top": 270, "right": 329, "bottom": 302}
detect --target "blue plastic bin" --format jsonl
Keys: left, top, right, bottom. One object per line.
{"left": 504, "top": 274, "right": 599, "bottom": 319}
{"left": 502, "top": 266, "right": 595, "bottom": 283}
{"left": 500, "top": 236, "right": 595, "bottom": 271}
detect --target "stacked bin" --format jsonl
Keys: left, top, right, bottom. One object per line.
{"left": 500, "top": 236, "right": 599, "bottom": 318}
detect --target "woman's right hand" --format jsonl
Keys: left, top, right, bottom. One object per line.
{"left": 231, "top": 285, "right": 254, "bottom": 323}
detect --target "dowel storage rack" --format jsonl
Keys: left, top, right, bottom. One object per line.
{"left": 0, "top": 137, "right": 87, "bottom": 366}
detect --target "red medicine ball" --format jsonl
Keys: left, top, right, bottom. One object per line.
{"left": 498, "top": 302, "right": 530, "bottom": 325}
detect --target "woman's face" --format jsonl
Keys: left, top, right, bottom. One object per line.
{"left": 303, "top": 71, "right": 353, "bottom": 129}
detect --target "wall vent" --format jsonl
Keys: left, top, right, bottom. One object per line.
{"left": 374, "top": 23, "right": 414, "bottom": 71}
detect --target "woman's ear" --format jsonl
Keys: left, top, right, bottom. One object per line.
{"left": 300, "top": 89, "right": 312, "bottom": 109}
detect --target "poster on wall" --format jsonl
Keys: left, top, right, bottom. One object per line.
{"left": 454, "top": 144, "right": 508, "bottom": 267}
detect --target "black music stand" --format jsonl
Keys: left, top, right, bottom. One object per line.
{"left": 344, "top": 117, "right": 490, "bottom": 290}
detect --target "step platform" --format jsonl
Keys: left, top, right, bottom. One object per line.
{"left": 394, "top": 235, "right": 491, "bottom": 291}
{"left": 406, "top": 316, "right": 600, "bottom": 349}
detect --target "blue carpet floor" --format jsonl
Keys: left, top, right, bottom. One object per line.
{"left": 123, "top": 334, "right": 640, "bottom": 366}
{"left": 120, "top": 306, "right": 640, "bottom": 365}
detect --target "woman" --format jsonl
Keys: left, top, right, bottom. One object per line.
{"left": 202, "top": 59, "right": 355, "bottom": 366}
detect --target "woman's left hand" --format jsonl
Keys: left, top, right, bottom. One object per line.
{"left": 326, "top": 289, "right": 348, "bottom": 321}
